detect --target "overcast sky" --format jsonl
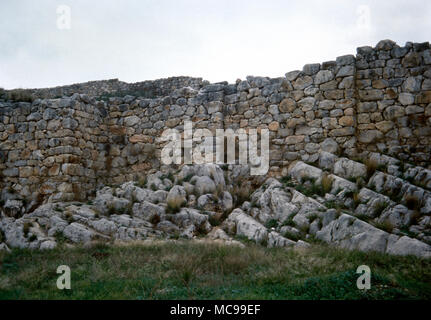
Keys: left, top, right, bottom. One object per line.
{"left": 1, "top": 0, "right": 430, "bottom": 89}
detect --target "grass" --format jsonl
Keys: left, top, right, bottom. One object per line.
{"left": 405, "top": 194, "right": 421, "bottom": 211}
{"left": 265, "top": 219, "right": 279, "bottom": 229}
{"left": 375, "top": 202, "right": 389, "bottom": 216}
{"left": 0, "top": 241, "right": 430, "bottom": 299}
{"left": 230, "top": 180, "right": 254, "bottom": 207}
{"left": 365, "top": 158, "right": 378, "bottom": 180}
{"left": 4, "top": 89, "right": 35, "bottom": 103}
{"left": 373, "top": 220, "right": 394, "bottom": 233}
{"left": 294, "top": 175, "right": 333, "bottom": 198}
{"left": 166, "top": 196, "right": 186, "bottom": 214}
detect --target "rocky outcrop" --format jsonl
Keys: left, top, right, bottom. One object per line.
{"left": 0, "top": 161, "right": 430, "bottom": 258}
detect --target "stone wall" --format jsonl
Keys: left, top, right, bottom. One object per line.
{"left": 355, "top": 40, "right": 431, "bottom": 162}
{"left": 1, "top": 39, "right": 430, "bottom": 203}
{"left": 20, "top": 77, "right": 208, "bottom": 100}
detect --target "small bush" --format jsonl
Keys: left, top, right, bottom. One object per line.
{"left": 106, "top": 205, "right": 116, "bottom": 216}
{"left": 365, "top": 159, "right": 378, "bottom": 180}
{"left": 135, "top": 177, "right": 147, "bottom": 188}
{"left": 322, "top": 173, "right": 334, "bottom": 194}
{"left": 405, "top": 194, "right": 421, "bottom": 211}
{"left": 209, "top": 216, "right": 221, "bottom": 227}
{"left": 231, "top": 182, "right": 253, "bottom": 207}
{"left": 23, "top": 222, "right": 31, "bottom": 237}
{"left": 308, "top": 213, "right": 319, "bottom": 223}
{"left": 183, "top": 173, "right": 194, "bottom": 183}
{"left": 373, "top": 220, "right": 394, "bottom": 233}
{"left": 150, "top": 214, "right": 161, "bottom": 225}
{"left": 54, "top": 231, "right": 68, "bottom": 244}
{"left": 375, "top": 202, "right": 389, "bottom": 216}
{"left": 161, "top": 172, "right": 175, "bottom": 183}
{"left": 265, "top": 219, "right": 278, "bottom": 229}
{"left": 282, "top": 216, "right": 296, "bottom": 227}
{"left": 6, "top": 89, "right": 35, "bottom": 103}
{"left": 283, "top": 230, "right": 301, "bottom": 242}
{"left": 166, "top": 196, "right": 186, "bottom": 214}
{"left": 353, "top": 192, "right": 361, "bottom": 207}
{"left": 150, "top": 183, "right": 157, "bottom": 191}
{"left": 377, "top": 164, "right": 387, "bottom": 172}
{"left": 65, "top": 211, "right": 74, "bottom": 222}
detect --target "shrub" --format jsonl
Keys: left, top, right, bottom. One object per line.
{"left": 231, "top": 182, "right": 253, "bottom": 207}
{"left": 54, "top": 231, "right": 68, "bottom": 244}
{"left": 23, "top": 222, "right": 31, "bottom": 237}
{"left": 365, "top": 158, "right": 378, "bottom": 180}
{"left": 161, "top": 172, "right": 175, "bottom": 183}
{"left": 209, "top": 216, "right": 221, "bottom": 227}
{"left": 375, "top": 202, "right": 389, "bottom": 216}
{"left": 282, "top": 216, "right": 296, "bottom": 227}
{"left": 408, "top": 210, "right": 421, "bottom": 226}
{"left": 377, "top": 164, "right": 388, "bottom": 172}
{"left": 183, "top": 173, "right": 194, "bottom": 183}
{"left": 166, "top": 196, "right": 186, "bottom": 214}
{"left": 405, "top": 194, "right": 421, "bottom": 211}
{"left": 65, "top": 211, "right": 74, "bottom": 222}
{"left": 106, "top": 205, "right": 116, "bottom": 216}
{"left": 373, "top": 220, "right": 394, "bottom": 233}
{"left": 321, "top": 174, "right": 333, "bottom": 194}
{"left": 283, "top": 230, "right": 301, "bottom": 242}
{"left": 308, "top": 213, "right": 319, "bottom": 223}
{"left": 265, "top": 219, "right": 278, "bottom": 229}
{"left": 353, "top": 192, "right": 361, "bottom": 207}
{"left": 6, "top": 89, "right": 35, "bottom": 103}
{"left": 150, "top": 214, "right": 161, "bottom": 225}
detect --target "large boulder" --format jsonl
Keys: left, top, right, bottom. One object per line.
{"left": 191, "top": 176, "right": 217, "bottom": 195}
{"left": 333, "top": 158, "right": 367, "bottom": 180}
{"left": 63, "top": 223, "right": 96, "bottom": 243}
{"left": 132, "top": 201, "right": 165, "bottom": 222}
{"left": 166, "top": 185, "right": 187, "bottom": 204}
{"left": 223, "top": 208, "right": 268, "bottom": 244}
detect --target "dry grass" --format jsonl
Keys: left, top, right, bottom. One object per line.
{"left": 229, "top": 177, "right": 256, "bottom": 207}
{"left": 405, "top": 194, "right": 422, "bottom": 211}
{"left": 373, "top": 220, "right": 394, "bottom": 233}
{"left": 321, "top": 173, "right": 334, "bottom": 194}
{"left": 166, "top": 196, "right": 186, "bottom": 214}
{"left": 365, "top": 158, "right": 379, "bottom": 180}
{"left": 6, "top": 89, "right": 35, "bottom": 103}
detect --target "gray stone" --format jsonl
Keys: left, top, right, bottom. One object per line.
{"left": 314, "top": 70, "right": 334, "bottom": 85}
{"left": 303, "top": 64, "right": 320, "bottom": 76}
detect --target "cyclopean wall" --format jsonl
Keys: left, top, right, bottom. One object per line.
{"left": 1, "top": 39, "right": 430, "bottom": 203}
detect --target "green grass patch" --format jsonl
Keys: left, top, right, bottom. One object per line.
{"left": 0, "top": 242, "right": 430, "bottom": 299}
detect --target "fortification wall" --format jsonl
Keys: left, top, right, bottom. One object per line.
{"left": 22, "top": 77, "right": 207, "bottom": 100}
{"left": 1, "top": 40, "right": 430, "bottom": 203}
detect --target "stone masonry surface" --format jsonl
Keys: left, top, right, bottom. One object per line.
{"left": 1, "top": 39, "right": 431, "bottom": 203}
